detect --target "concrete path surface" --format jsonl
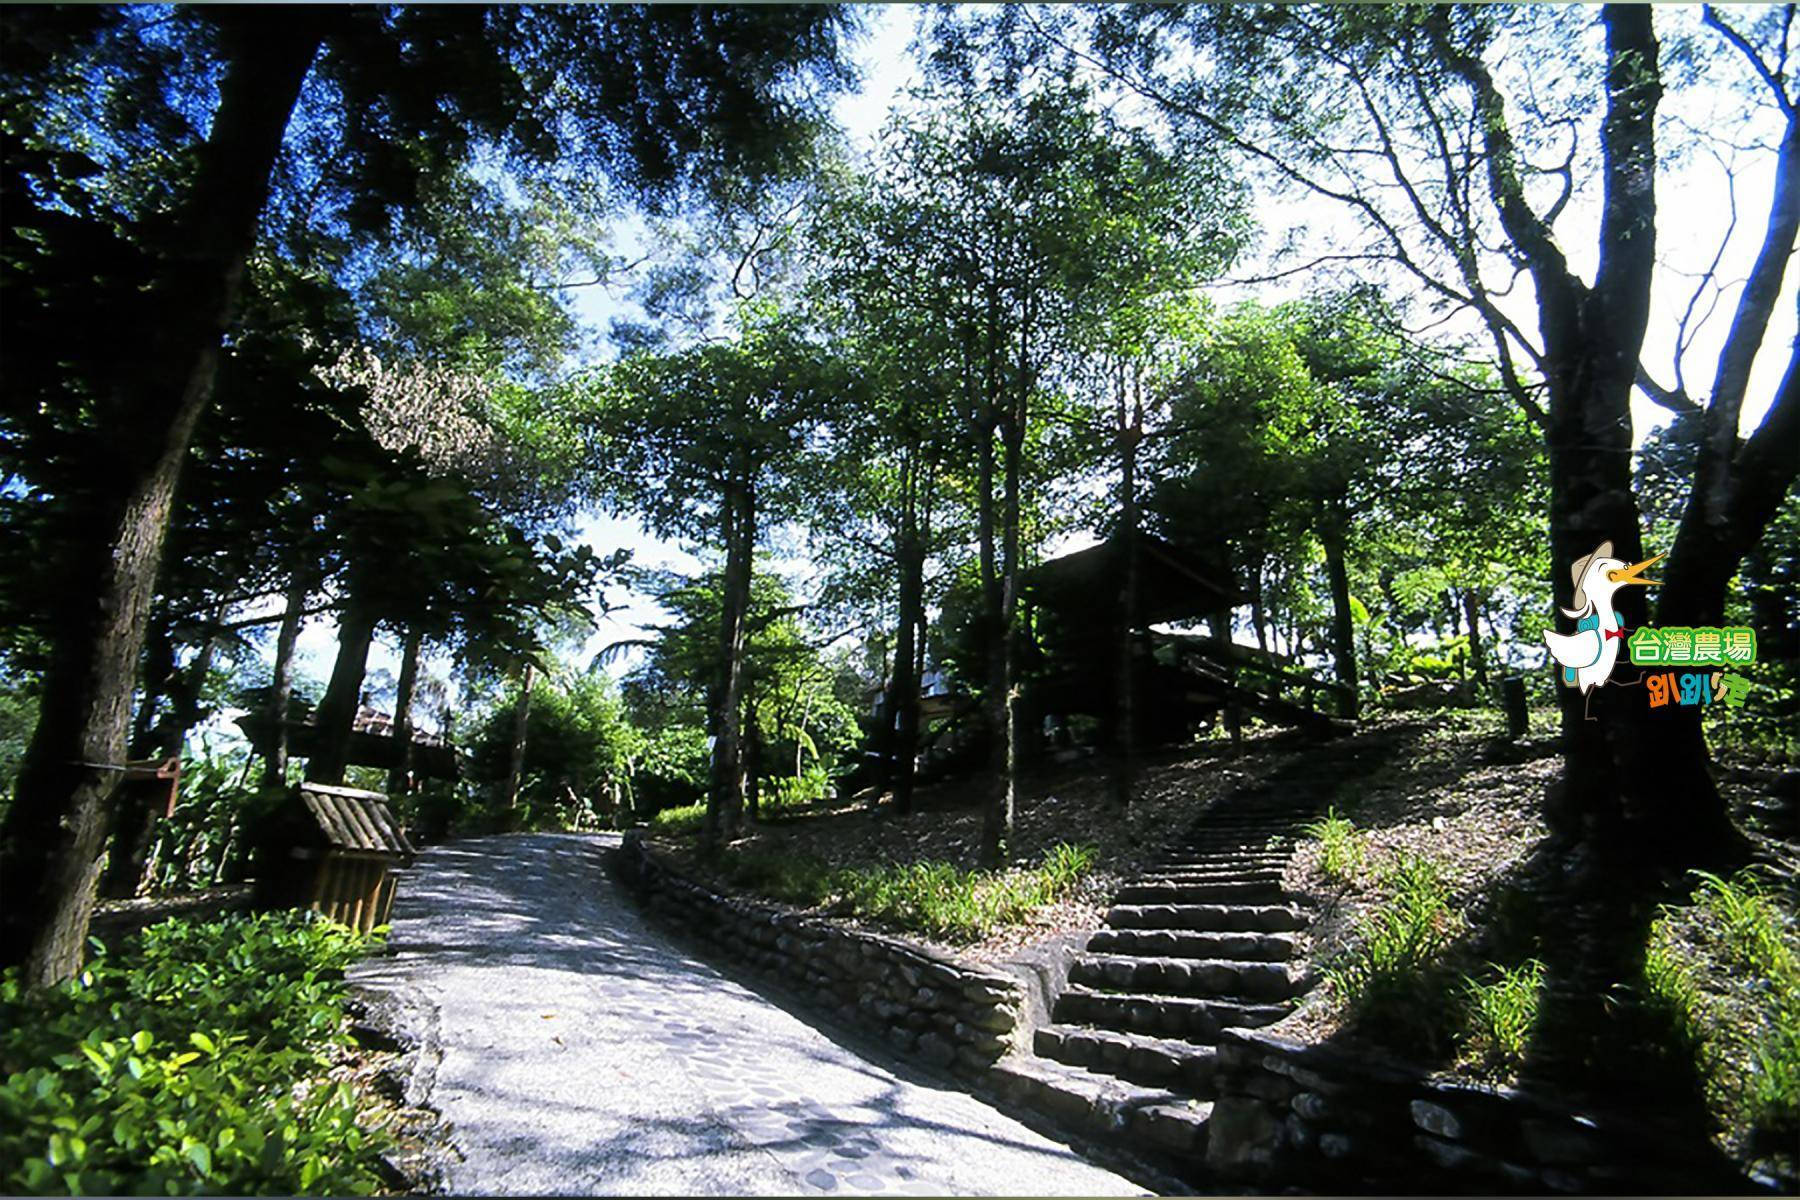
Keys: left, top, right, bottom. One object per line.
{"left": 350, "top": 833, "right": 1147, "bottom": 1196}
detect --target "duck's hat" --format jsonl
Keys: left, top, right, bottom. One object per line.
{"left": 1564, "top": 539, "right": 1613, "bottom": 615}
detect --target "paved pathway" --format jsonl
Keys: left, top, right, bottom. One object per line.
{"left": 350, "top": 833, "right": 1146, "bottom": 1196}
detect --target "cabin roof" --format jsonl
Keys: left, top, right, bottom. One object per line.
{"left": 1024, "top": 532, "right": 1240, "bottom": 627}
{"left": 298, "top": 783, "right": 416, "bottom": 857}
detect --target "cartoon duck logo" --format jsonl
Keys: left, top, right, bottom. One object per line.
{"left": 1543, "top": 540, "right": 1663, "bottom": 717}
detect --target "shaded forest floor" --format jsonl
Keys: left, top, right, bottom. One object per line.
{"left": 652, "top": 706, "right": 1799, "bottom": 1185}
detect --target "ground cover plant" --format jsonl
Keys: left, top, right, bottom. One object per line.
{"left": 0, "top": 912, "right": 392, "bottom": 1195}
{"left": 1643, "top": 868, "right": 1800, "bottom": 1173}
{"left": 714, "top": 841, "right": 1098, "bottom": 942}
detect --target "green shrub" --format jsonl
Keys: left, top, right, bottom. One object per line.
{"left": 718, "top": 842, "right": 1098, "bottom": 942}
{"left": 649, "top": 801, "right": 707, "bottom": 836}
{"left": 0, "top": 912, "right": 390, "bottom": 1195}
{"left": 761, "top": 763, "right": 836, "bottom": 814}
{"left": 1642, "top": 919, "right": 1708, "bottom": 1055}
{"left": 1461, "top": 959, "right": 1544, "bottom": 1074}
{"left": 1641, "top": 870, "right": 1800, "bottom": 1157}
{"left": 723, "top": 850, "right": 835, "bottom": 905}
{"left": 1325, "top": 852, "right": 1461, "bottom": 1046}
{"left": 1302, "top": 807, "right": 1363, "bottom": 884}
{"left": 1042, "top": 842, "right": 1098, "bottom": 895}
{"left": 1692, "top": 870, "right": 1797, "bottom": 985}
{"left": 1693, "top": 870, "right": 1800, "bottom": 1146}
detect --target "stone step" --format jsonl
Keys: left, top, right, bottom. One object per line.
{"left": 1153, "top": 853, "right": 1292, "bottom": 867}
{"left": 1056, "top": 986, "right": 1291, "bottom": 1041}
{"left": 1034, "top": 1024, "right": 1220, "bottom": 1094}
{"left": 1105, "top": 903, "right": 1306, "bottom": 933}
{"left": 985, "top": 1055, "right": 1211, "bottom": 1157}
{"left": 1114, "top": 878, "right": 1286, "bottom": 904}
{"left": 1069, "top": 955, "right": 1302, "bottom": 1001}
{"left": 1088, "top": 928, "right": 1297, "bottom": 962}
{"left": 1180, "top": 835, "right": 1298, "bottom": 852}
{"left": 1139, "top": 868, "right": 1286, "bottom": 885}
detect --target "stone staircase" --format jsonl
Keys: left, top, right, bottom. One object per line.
{"left": 992, "top": 793, "right": 1320, "bottom": 1164}
{"left": 988, "top": 730, "right": 1422, "bottom": 1176}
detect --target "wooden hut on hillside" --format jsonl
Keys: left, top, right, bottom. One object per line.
{"left": 1022, "top": 532, "right": 1347, "bottom": 748}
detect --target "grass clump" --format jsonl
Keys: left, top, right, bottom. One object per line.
{"left": 838, "top": 841, "right": 1097, "bottom": 941}
{"left": 1302, "top": 807, "right": 1364, "bottom": 884}
{"left": 717, "top": 842, "right": 1098, "bottom": 943}
{"left": 1324, "top": 851, "right": 1462, "bottom": 1049}
{"left": 649, "top": 801, "right": 707, "bottom": 836}
{"left": 1460, "top": 959, "right": 1544, "bottom": 1074}
{"left": 1638, "top": 868, "right": 1799, "bottom": 1166}
{"left": 0, "top": 912, "right": 391, "bottom": 1195}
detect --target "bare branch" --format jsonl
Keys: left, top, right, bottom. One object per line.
{"left": 1634, "top": 364, "right": 1702, "bottom": 415}
{"left": 1704, "top": 4, "right": 1798, "bottom": 116}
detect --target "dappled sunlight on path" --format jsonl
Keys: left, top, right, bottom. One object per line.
{"left": 352, "top": 833, "right": 1144, "bottom": 1196}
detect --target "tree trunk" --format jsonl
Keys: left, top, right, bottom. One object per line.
{"left": 305, "top": 599, "right": 379, "bottom": 788}
{"left": 705, "top": 478, "right": 754, "bottom": 850}
{"left": 1112, "top": 369, "right": 1142, "bottom": 807}
{"left": 1462, "top": 587, "right": 1489, "bottom": 687}
{"left": 870, "top": 642, "right": 897, "bottom": 802}
{"left": 262, "top": 573, "right": 309, "bottom": 789}
{"left": 974, "top": 408, "right": 1009, "bottom": 866}
{"left": 1249, "top": 551, "right": 1269, "bottom": 654}
{"left": 0, "top": 20, "right": 321, "bottom": 982}
{"left": 981, "top": 400, "right": 1024, "bottom": 868}
{"left": 387, "top": 628, "right": 422, "bottom": 796}
{"left": 149, "top": 619, "right": 218, "bottom": 760}
{"left": 744, "top": 707, "right": 762, "bottom": 823}
{"left": 892, "top": 525, "right": 925, "bottom": 817}
{"left": 100, "top": 622, "right": 217, "bottom": 900}
{"left": 1319, "top": 514, "right": 1359, "bottom": 720}
{"left": 504, "top": 660, "right": 535, "bottom": 811}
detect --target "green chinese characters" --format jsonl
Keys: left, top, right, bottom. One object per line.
{"left": 1629, "top": 625, "right": 1756, "bottom": 667}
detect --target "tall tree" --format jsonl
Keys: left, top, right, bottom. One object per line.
{"left": 590, "top": 318, "right": 840, "bottom": 848}
{"left": 0, "top": 4, "right": 857, "bottom": 982}
{"left": 1069, "top": 0, "right": 1798, "bottom": 1084}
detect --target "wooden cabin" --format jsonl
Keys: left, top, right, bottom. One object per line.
{"left": 252, "top": 782, "right": 416, "bottom": 933}
{"left": 236, "top": 702, "right": 461, "bottom": 782}
{"left": 1022, "top": 532, "right": 1347, "bottom": 746}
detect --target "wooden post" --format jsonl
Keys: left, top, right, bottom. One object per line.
{"left": 1502, "top": 677, "right": 1529, "bottom": 741}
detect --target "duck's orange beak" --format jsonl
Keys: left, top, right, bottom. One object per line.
{"left": 1607, "top": 553, "right": 1665, "bottom": 586}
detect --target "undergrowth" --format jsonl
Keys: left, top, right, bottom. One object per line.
{"left": 1460, "top": 959, "right": 1544, "bottom": 1074}
{"left": 1644, "top": 868, "right": 1800, "bottom": 1164}
{"left": 1302, "top": 807, "right": 1364, "bottom": 884}
{"left": 0, "top": 912, "right": 391, "bottom": 1196}
{"left": 718, "top": 842, "right": 1098, "bottom": 942}
{"left": 649, "top": 801, "right": 707, "bottom": 836}
{"left": 1324, "top": 851, "right": 1461, "bottom": 1046}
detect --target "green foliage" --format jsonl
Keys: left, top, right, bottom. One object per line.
{"left": 1324, "top": 852, "right": 1461, "bottom": 1048}
{"left": 760, "top": 765, "right": 836, "bottom": 815}
{"left": 1693, "top": 871, "right": 1798, "bottom": 984}
{"left": 1642, "top": 918, "right": 1709, "bottom": 1058}
{"left": 139, "top": 740, "right": 263, "bottom": 895}
{"left": 0, "top": 912, "right": 388, "bottom": 1195}
{"left": 718, "top": 842, "right": 1097, "bottom": 942}
{"left": 1460, "top": 959, "right": 1544, "bottom": 1074}
{"left": 1302, "top": 807, "right": 1363, "bottom": 884}
{"left": 649, "top": 801, "right": 707, "bottom": 837}
{"left": 0, "top": 660, "right": 38, "bottom": 824}
{"left": 1640, "top": 869, "right": 1800, "bottom": 1157}
{"left": 466, "top": 669, "right": 643, "bottom": 832}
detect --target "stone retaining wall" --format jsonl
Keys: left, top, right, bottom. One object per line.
{"left": 612, "top": 833, "right": 1027, "bottom": 1076}
{"left": 1206, "top": 1026, "right": 1753, "bottom": 1194}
